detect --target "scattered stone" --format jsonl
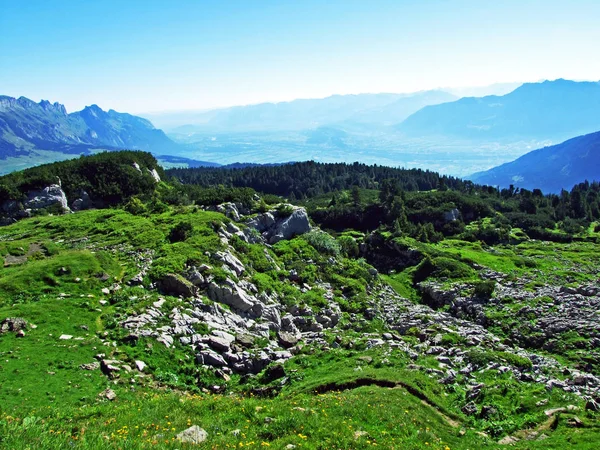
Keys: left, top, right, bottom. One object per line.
{"left": 176, "top": 425, "right": 208, "bottom": 444}
{"left": 585, "top": 399, "right": 600, "bottom": 412}
{"left": 264, "top": 364, "right": 286, "bottom": 382}
{"left": 461, "top": 402, "right": 478, "bottom": 416}
{"left": 567, "top": 416, "right": 584, "bottom": 428}
{"left": 80, "top": 362, "right": 100, "bottom": 370}
{"left": 0, "top": 317, "right": 28, "bottom": 334}
{"left": 99, "top": 388, "right": 117, "bottom": 401}
{"left": 498, "top": 435, "right": 519, "bottom": 445}
{"left": 353, "top": 430, "right": 368, "bottom": 439}
{"left": 277, "top": 331, "right": 300, "bottom": 349}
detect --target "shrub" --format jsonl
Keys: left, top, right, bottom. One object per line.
{"left": 124, "top": 197, "right": 147, "bottom": 215}
{"left": 337, "top": 235, "right": 359, "bottom": 257}
{"left": 303, "top": 231, "right": 341, "bottom": 256}
{"left": 473, "top": 280, "right": 495, "bottom": 299}
{"left": 168, "top": 221, "right": 193, "bottom": 243}
{"left": 413, "top": 256, "right": 475, "bottom": 284}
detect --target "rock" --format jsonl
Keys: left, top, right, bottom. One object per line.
{"left": 236, "top": 333, "right": 255, "bottom": 348}
{"left": 176, "top": 425, "right": 208, "bottom": 445}
{"left": 585, "top": 399, "right": 600, "bottom": 412}
{"left": 135, "top": 360, "right": 147, "bottom": 372}
{"left": 71, "top": 190, "right": 92, "bottom": 211}
{"left": 197, "top": 350, "right": 227, "bottom": 367}
{"left": 208, "top": 336, "right": 232, "bottom": 352}
{"left": 263, "top": 364, "right": 286, "bottom": 382}
{"left": 99, "top": 388, "right": 117, "bottom": 401}
{"left": 246, "top": 212, "right": 276, "bottom": 233}
{"left": 100, "top": 359, "right": 122, "bottom": 377}
{"left": 461, "top": 402, "right": 478, "bottom": 416}
{"left": 16, "top": 329, "right": 26, "bottom": 338}
{"left": 269, "top": 208, "right": 311, "bottom": 243}
{"left": 277, "top": 331, "right": 301, "bottom": 349}
{"left": 246, "top": 206, "right": 311, "bottom": 243}
{"left": 59, "top": 334, "right": 73, "bottom": 340}
{"left": 567, "top": 416, "right": 584, "bottom": 428}
{"left": 443, "top": 208, "right": 460, "bottom": 222}
{"left": 24, "top": 184, "right": 71, "bottom": 213}
{"left": 157, "top": 334, "right": 174, "bottom": 348}
{"left": 207, "top": 280, "right": 257, "bottom": 312}
{"left": 147, "top": 168, "right": 161, "bottom": 183}
{"left": 544, "top": 407, "right": 566, "bottom": 417}
{"left": 498, "top": 436, "right": 519, "bottom": 445}
{"left": 0, "top": 317, "right": 28, "bottom": 334}
{"left": 217, "top": 202, "right": 241, "bottom": 221}
{"left": 157, "top": 273, "right": 196, "bottom": 298}
{"left": 80, "top": 362, "right": 100, "bottom": 370}
{"left": 480, "top": 405, "right": 498, "bottom": 419}
{"left": 215, "top": 251, "right": 245, "bottom": 276}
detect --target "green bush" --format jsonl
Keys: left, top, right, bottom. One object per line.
{"left": 303, "top": 231, "right": 341, "bottom": 256}
{"left": 413, "top": 256, "right": 475, "bottom": 283}
{"left": 168, "top": 221, "right": 193, "bottom": 243}
{"left": 473, "top": 280, "right": 495, "bottom": 299}
{"left": 337, "top": 235, "right": 359, "bottom": 257}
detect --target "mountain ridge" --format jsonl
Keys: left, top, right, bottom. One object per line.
{"left": 397, "top": 79, "right": 600, "bottom": 141}
{"left": 0, "top": 95, "right": 182, "bottom": 162}
{"left": 469, "top": 130, "right": 600, "bottom": 192}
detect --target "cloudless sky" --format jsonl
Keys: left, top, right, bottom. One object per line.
{"left": 1, "top": 0, "right": 599, "bottom": 113}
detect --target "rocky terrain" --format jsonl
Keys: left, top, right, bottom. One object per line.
{"left": 1, "top": 154, "right": 599, "bottom": 449}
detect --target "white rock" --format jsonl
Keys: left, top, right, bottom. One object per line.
{"left": 176, "top": 425, "right": 208, "bottom": 444}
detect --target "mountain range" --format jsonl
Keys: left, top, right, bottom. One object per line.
{"left": 0, "top": 96, "right": 181, "bottom": 161}
{"left": 398, "top": 79, "right": 600, "bottom": 141}
{"left": 469, "top": 130, "right": 600, "bottom": 192}
{"left": 144, "top": 90, "right": 458, "bottom": 132}
{"left": 3, "top": 79, "right": 600, "bottom": 192}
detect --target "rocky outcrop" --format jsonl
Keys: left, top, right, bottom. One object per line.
{"left": 157, "top": 274, "right": 196, "bottom": 298}
{"left": 24, "top": 184, "right": 71, "bottom": 213}
{"left": 246, "top": 205, "right": 311, "bottom": 244}
{"left": 207, "top": 279, "right": 259, "bottom": 313}
{"left": 1, "top": 184, "right": 72, "bottom": 225}
{"left": 147, "top": 168, "right": 161, "bottom": 183}
{"left": 0, "top": 317, "right": 28, "bottom": 334}
{"left": 71, "top": 190, "right": 92, "bottom": 211}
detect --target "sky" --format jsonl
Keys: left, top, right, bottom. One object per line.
{"left": 1, "top": 0, "right": 600, "bottom": 114}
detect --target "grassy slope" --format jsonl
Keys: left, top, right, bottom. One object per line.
{"left": 1, "top": 209, "right": 599, "bottom": 449}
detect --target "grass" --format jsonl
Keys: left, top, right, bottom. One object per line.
{"left": 1, "top": 207, "right": 600, "bottom": 449}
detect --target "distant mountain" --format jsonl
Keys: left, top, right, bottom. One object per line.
{"left": 445, "top": 82, "right": 523, "bottom": 98}
{"left": 469, "top": 131, "right": 600, "bottom": 192}
{"left": 144, "top": 90, "right": 457, "bottom": 132}
{"left": 398, "top": 79, "right": 600, "bottom": 141}
{"left": 0, "top": 95, "right": 182, "bottom": 162}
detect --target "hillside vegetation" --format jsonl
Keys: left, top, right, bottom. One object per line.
{"left": 0, "top": 152, "right": 599, "bottom": 449}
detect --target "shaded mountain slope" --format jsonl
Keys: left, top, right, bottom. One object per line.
{"left": 469, "top": 131, "right": 600, "bottom": 192}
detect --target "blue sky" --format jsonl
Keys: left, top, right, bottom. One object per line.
{"left": 1, "top": 0, "right": 599, "bottom": 113}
